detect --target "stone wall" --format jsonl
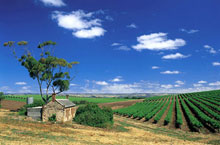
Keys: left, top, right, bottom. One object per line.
{"left": 42, "top": 101, "right": 64, "bottom": 122}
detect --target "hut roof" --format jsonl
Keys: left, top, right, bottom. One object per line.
{"left": 56, "top": 99, "right": 75, "bottom": 108}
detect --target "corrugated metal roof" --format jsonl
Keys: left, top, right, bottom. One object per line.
{"left": 56, "top": 99, "right": 75, "bottom": 108}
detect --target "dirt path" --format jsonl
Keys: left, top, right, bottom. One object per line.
{"left": 98, "top": 99, "right": 144, "bottom": 109}
{"left": 1, "top": 109, "right": 218, "bottom": 145}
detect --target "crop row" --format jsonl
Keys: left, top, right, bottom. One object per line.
{"left": 183, "top": 97, "right": 220, "bottom": 130}
{"left": 175, "top": 96, "right": 183, "bottom": 128}
{"left": 164, "top": 97, "right": 175, "bottom": 125}
{"left": 179, "top": 96, "right": 203, "bottom": 131}
{"left": 154, "top": 97, "right": 171, "bottom": 123}
{"left": 187, "top": 97, "right": 220, "bottom": 121}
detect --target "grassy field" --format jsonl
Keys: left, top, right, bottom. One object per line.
{"left": 4, "top": 95, "right": 133, "bottom": 103}
{"left": 0, "top": 109, "right": 219, "bottom": 145}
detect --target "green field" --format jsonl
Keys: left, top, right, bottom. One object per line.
{"left": 4, "top": 95, "right": 133, "bottom": 104}
{"left": 115, "top": 90, "right": 220, "bottom": 133}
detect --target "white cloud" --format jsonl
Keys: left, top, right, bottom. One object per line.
{"left": 152, "top": 66, "right": 160, "bottom": 69}
{"left": 161, "top": 70, "right": 180, "bottom": 74}
{"left": 110, "top": 76, "right": 123, "bottom": 82}
{"left": 73, "top": 27, "right": 105, "bottom": 39}
{"left": 174, "top": 84, "right": 180, "bottom": 87}
{"left": 15, "top": 82, "right": 27, "bottom": 85}
{"left": 212, "top": 62, "right": 220, "bottom": 66}
{"left": 52, "top": 10, "right": 106, "bottom": 39}
{"left": 105, "top": 16, "right": 113, "bottom": 21}
{"left": 132, "top": 32, "right": 186, "bottom": 51}
{"left": 95, "top": 81, "right": 108, "bottom": 86}
{"left": 70, "top": 83, "right": 77, "bottom": 86}
{"left": 116, "top": 45, "right": 131, "bottom": 51}
{"left": 209, "top": 81, "right": 220, "bottom": 86}
{"left": 175, "top": 80, "right": 184, "bottom": 85}
{"left": 193, "top": 84, "right": 202, "bottom": 87}
{"left": 111, "top": 43, "right": 121, "bottom": 46}
{"left": 161, "top": 84, "right": 173, "bottom": 89}
{"left": 204, "top": 45, "right": 217, "bottom": 54}
{"left": 180, "top": 28, "right": 199, "bottom": 34}
{"left": 0, "top": 86, "right": 10, "bottom": 91}
{"left": 127, "top": 23, "right": 137, "bottom": 28}
{"left": 162, "top": 53, "right": 190, "bottom": 59}
{"left": 198, "top": 80, "right": 207, "bottom": 84}
{"left": 39, "top": 0, "right": 66, "bottom": 7}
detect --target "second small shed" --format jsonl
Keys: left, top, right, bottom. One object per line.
{"left": 42, "top": 95, "right": 76, "bottom": 122}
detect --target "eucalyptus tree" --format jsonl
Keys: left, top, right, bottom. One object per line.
{"left": 4, "top": 41, "right": 79, "bottom": 103}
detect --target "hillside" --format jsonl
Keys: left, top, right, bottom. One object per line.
{"left": 0, "top": 109, "right": 219, "bottom": 145}
{"left": 114, "top": 90, "right": 220, "bottom": 133}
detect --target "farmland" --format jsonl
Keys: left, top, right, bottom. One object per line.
{"left": 114, "top": 90, "right": 220, "bottom": 133}
{"left": 0, "top": 109, "right": 219, "bottom": 145}
{"left": 3, "top": 95, "right": 133, "bottom": 104}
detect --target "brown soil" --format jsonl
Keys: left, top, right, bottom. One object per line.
{"left": 169, "top": 97, "right": 176, "bottom": 129}
{"left": 157, "top": 97, "right": 172, "bottom": 126}
{"left": 1, "top": 109, "right": 219, "bottom": 145}
{"left": 0, "top": 100, "right": 26, "bottom": 111}
{"left": 98, "top": 99, "right": 144, "bottom": 110}
{"left": 177, "top": 97, "right": 190, "bottom": 131}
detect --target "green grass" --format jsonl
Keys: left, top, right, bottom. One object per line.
{"left": 4, "top": 95, "right": 133, "bottom": 104}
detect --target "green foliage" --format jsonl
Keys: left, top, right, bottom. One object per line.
{"left": 164, "top": 98, "right": 174, "bottom": 125}
{"left": 74, "top": 103, "right": 114, "bottom": 128}
{"left": 154, "top": 97, "right": 171, "bottom": 123}
{"left": 179, "top": 96, "right": 203, "bottom": 131}
{"left": 48, "top": 114, "right": 56, "bottom": 122}
{"left": 175, "top": 96, "right": 183, "bottom": 128}
{"left": 4, "top": 40, "right": 79, "bottom": 103}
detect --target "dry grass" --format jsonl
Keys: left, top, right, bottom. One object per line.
{"left": 0, "top": 109, "right": 219, "bottom": 145}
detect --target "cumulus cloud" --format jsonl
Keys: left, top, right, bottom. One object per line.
{"left": 162, "top": 53, "right": 190, "bottom": 59}
{"left": 175, "top": 80, "right": 184, "bottom": 85}
{"left": 15, "top": 82, "right": 27, "bottom": 85}
{"left": 110, "top": 76, "right": 123, "bottom": 82}
{"left": 95, "top": 81, "right": 108, "bottom": 86}
{"left": 70, "top": 83, "right": 77, "bottom": 86}
{"left": 39, "top": 0, "right": 66, "bottom": 7}
{"left": 132, "top": 32, "right": 186, "bottom": 51}
{"left": 152, "top": 66, "right": 160, "bottom": 69}
{"left": 204, "top": 45, "right": 217, "bottom": 54}
{"left": 73, "top": 27, "right": 105, "bottom": 38}
{"left": 198, "top": 80, "right": 207, "bottom": 84}
{"left": 209, "top": 81, "right": 220, "bottom": 86}
{"left": 52, "top": 10, "right": 106, "bottom": 39}
{"left": 161, "top": 84, "right": 173, "bottom": 89}
{"left": 180, "top": 28, "right": 199, "bottom": 34}
{"left": 127, "top": 23, "right": 137, "bottom": 28}
{"left": 212, "top": 62, "right": 220, "bottom": 66}
{"left": 161, "top": 70, "right": 180, "bottom": 74}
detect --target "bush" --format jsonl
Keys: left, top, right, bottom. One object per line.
{"left": 72, "top": 100, "right": 88, "bottom": 105}
{"left": 48, "top": 114, "right": 56, "bottom": 122}
{"left": 74, "top": 103, "right": 114, "bottom": 128}
{"left": 18, "top": 99, "right": 45, "bottom": 115}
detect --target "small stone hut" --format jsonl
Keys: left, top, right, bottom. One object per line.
{"left": 42, "top": 94, "right": 76, "bottom": 122}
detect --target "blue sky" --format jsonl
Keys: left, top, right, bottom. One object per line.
{"left": 0, "top": 0, "right": 220, "bottom": 94}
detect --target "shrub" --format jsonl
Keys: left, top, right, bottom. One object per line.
{"left": 18, "top": 99, "right": 45, "bottom": 115}
{"left": 48, "top": 114, "right": 56, "bottom": 122}
{"left": 74, "top": 103, "right": 114, "bottom": 128}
